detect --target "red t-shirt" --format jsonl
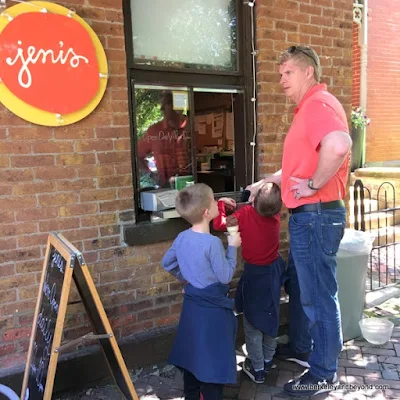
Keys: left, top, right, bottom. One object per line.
{"left": 213, "top": 201, "right": 280, "bottom": 266}
{"left": 281, "top": 84, "right": 350, "bottom": 208}
{"left": 138, "top": 118, "right": 190, "bottom": 186}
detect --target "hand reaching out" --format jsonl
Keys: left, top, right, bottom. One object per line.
{"left": 219, "top": 197, "right": 236, "bottom": 208}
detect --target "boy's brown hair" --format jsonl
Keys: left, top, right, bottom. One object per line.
{"left": 175, "top": 183, "right": 213, "bottom": 224}
{"left": 253, "top": 183, "right": 282, "bottom": 217}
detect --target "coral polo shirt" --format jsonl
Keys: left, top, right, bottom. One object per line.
{"left": 281, "top": 84, "right": 350, "bottom": 209}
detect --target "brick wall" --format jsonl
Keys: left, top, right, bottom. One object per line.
{"left": 0, "top": 0, "right": 354, "bottom": 374}
{"left": 0, "top": 0, "right": 182, "bottom": 371}
{"left": 366, "top": 0, "right": 400, "bottom": 162}
{"left": 352, "top": 23, "right": 361, "bottom": 107}
{"left": 255, "top": 0, "right": 353, "bottom": 237}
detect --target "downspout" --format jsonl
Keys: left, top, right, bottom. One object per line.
{"left": 353, "top": 0, "right": 368, "bottom": 167}
{"left": 358, "top": 0, "right": 368, "bottom": 111}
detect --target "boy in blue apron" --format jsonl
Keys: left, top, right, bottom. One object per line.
{"left": 162, "top": 183, "right": 242, "bottom": 400}
{"left": 214, "top": 183, "right": 285, "bottom": 384}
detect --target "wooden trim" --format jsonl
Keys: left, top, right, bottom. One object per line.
{"left": 60, "top": 235, "right": 138, "bottom": 400}
{"left": 20, "top": 234, "right": 75, "bottom": 400}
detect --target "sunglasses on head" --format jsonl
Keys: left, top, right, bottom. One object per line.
{"left": 287, "top": 45, "right": 317, "bottom": 66}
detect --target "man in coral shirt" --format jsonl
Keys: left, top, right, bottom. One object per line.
{"left": 138, "top": 91, "right": 191, "bottom": 188}
{"left": 248, "top": 46, "right": 352, "bottom": 397}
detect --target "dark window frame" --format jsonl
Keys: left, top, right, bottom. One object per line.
{"left": 122, "top": 0, "right": 255, "bottom": 226}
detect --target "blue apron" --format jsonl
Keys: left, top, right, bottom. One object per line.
{"left": 235, "top": 256, "right": 286, "bottom": 337}
{"left": 168, "top": 283, "right": 237, "bottom": 384}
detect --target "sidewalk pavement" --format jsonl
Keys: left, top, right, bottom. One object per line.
{"left": 56, "top": 301, "right": 400, "bottom": 400}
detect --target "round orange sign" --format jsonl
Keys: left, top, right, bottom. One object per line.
{"left": 0, "top": 12, "right": 99, "bottom": 114}
{"left": 0, "top": 2, "right": 108, "bottom": 126}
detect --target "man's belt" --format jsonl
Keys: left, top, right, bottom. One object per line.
{"left": 289, "top": 200, "right": 345, "bottom": 214}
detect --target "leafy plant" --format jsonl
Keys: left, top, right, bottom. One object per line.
{"left": 351, "top": 107, "right": 370, "bottom": 129}
{"left": 135, "top": 89, "right": 163, "bottom": 139}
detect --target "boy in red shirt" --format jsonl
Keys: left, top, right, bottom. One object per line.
{"left": 213, "top": 183, "right": 285, "bottom": 384}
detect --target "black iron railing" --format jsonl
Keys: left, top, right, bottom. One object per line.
{"left": 353, "top": 179, "right": 400, "bottom": 291}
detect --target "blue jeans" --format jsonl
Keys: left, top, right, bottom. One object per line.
{"left": 286, "top": 207, "right": 346, "bottom": 379}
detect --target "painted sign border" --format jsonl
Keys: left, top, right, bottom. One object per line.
{"left": 0, "top": 1, "right": 108, "bottom": 126}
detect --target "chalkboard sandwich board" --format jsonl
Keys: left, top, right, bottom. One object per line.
{"left": 20, "top": 233, "right": 138, "bottom": 400}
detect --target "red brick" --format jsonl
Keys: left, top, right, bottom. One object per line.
{"left": 0, "top": 342, "right": 17, "bottom": 357}
{"left": 100, "top": 199, "right": 133, "bottom": 212}
{"left": 109, "top": 62, "right": 127, "bottom": 76}
{"left": 88, "top": 0, "right": 121, "bottom": 10}
{"left": 105, "top": 49, "right": 127, "bottom": 63}
{"left": 8, "top": 127, "right": 53, "bottom": 140}
{"left": 57, "top": 154, "right": 96, "bottom": 166}
{"left": 17, "top": 233, "right": 48, "bottom": 248}
{"left": 75, "top": 139, "right": 113, "bottom": 152}
{"left": 76, "top": 165, "right": 115, "bottom": 178}
{"left": 0, "top": 289, "right": 17, "bottom": 303}
{"left": 32, "top": 141, "right": 74, "bottom": 153}
{"left": 105, "top": 9, "right": 124, "bottom": 22}
{"left": 0, "top": 248, "right": 40, "bottom": 264}
{"left": 35, "top": 167, "right": 76, "bottom": 180}
{"left": 107, "top": 37, "right": 125, "bottom": 49}
{"left": 56, "top": 179, "right": 97, "bottom": 192}
{"left": 0, "top": 196, "right": 37, "bottom": 211}
{"left": 90, "top": 21, "right": 124, "bottom": 36}
{"left": 83, "top": 237, "right": 119, "bottom": 251}
{"left": 96, "top": 127, "right": 129, "bottom": 139}
{"left": 39, "top": 218, "right": 80, "bottom": 232}
{"left": 112, "top": 114, "right": 130, "bottom": 126}
{"left": 16, "top": 207, "right": 58, "bottom": 222}
{"left": 0, "top": 237, "right": 17, "bottom": 250}
{"left": 98, "top": 175, "right": 131, "bottom": 188}
{"left": 13, "top": 182, "right": 55, "bottom": 196}
{"left": 0, "top": 264, "right": 15, "bottom": 277}
{"left": 81, "top": 214, "right": 117, "bottom": 227}
{"left": 80, "top": 189, "right": 117, "bottom": 202}
{"left": 121, "top": 320, "right": 154, "bottom": 337}
{"left": 118, "top": 187, "right": 134, "bottom": 199}
{"left": 114, "top": 163, "right": 132, "bottom": 175}
{"left": 0, "top": 142, "right": 31, "bottom": 154}
{"left": 54, "top": 127, "right": 95, "bottom": 140}
{"left": 60, "top": 228, "right": 98, "bottom": 242}
{"left": 0, "top": 185, "right": 11, "bottom": 195}
{"left": 0, "top": 353, "right": 28, "bottom": 369}
{"left": 39, "top": 192, "right": 78, "bottom": 207}
{"left": 59, "top": 204, "right": 98, "bottom": 217}
{"left": 0, "top": 169, "right": 34, "bottom": 183}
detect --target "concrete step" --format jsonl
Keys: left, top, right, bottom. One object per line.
{"left": 368, "top": 225, "right": 400, "bottom": 246}
{"left": 350, "top": 212, "right": 400, "bottom": 230}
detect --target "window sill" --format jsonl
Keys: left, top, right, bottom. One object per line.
{"left": 123, "top": 218, "right": 191, "bottom": 246}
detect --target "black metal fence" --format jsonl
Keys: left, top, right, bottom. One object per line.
{"left": 353, "top": 179, "right": 400, "bottom": 291}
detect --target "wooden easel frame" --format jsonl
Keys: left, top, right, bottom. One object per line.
{"left": 20, "top": 233, "right": 138, "bottom": 400}
{"left": 21, "top": 233, "right": 75, "bottom": 400}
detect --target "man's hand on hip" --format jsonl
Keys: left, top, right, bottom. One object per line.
{"left": 290, "top": 177, "right": 317, "bottom": 200}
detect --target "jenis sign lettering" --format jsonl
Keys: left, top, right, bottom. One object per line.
{"left": 0, "top": 12, "right": 99, "bottom": 114}
{"left": 0, "top": 2, "right": 108, "bottom": 126}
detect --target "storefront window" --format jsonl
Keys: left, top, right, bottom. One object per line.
{"left": 135, "top": 86, "right": 192, "bottom": 193}
{"left": 134, "top": 85, "right": 245, "bottom": 215}
{"left": 130, "top": 0, "right": 237, "bottom": 71}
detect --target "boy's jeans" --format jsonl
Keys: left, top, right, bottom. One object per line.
{"left": 286, "top": 207, "right": 346, "bottom": 379}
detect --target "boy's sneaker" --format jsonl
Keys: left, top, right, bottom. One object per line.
{"left": 264, "top": 360, "right": 276, "bottom": 373}
{"left": 275, "top": 343, "right": 311, "bottom": 368}
{"left": 284, "top": 371, "right": 339, "bottom": 397}
{"left": 242, "top": 358, "right": 265, "bottom": 384}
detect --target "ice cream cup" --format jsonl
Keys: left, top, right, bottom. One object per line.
{"left": 227, "top": 226, "right": 239, "bottom": 236}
